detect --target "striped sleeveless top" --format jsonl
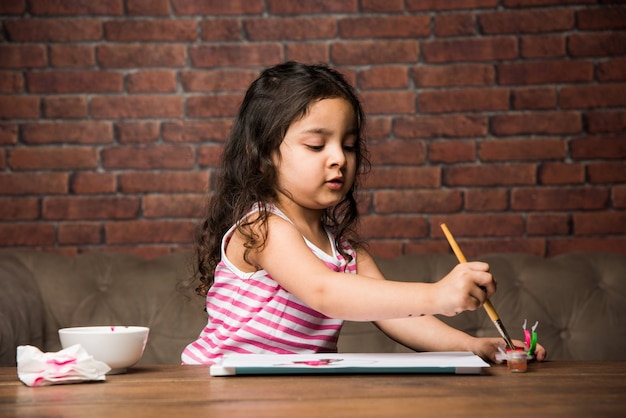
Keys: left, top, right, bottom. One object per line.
{"left": 181, "top": 204, "right": 357, "bottom": 365}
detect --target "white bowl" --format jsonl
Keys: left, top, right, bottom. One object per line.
{"left": 58, "top": 326, "right": 149, "bottom": 374}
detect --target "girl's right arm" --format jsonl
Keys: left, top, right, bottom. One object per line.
{"left": 246, "top": 216, "right": 496, "bottom": 322}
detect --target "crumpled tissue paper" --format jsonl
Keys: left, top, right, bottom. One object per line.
{"left": 17, "top": 344, "right": 111, "bottom": 387}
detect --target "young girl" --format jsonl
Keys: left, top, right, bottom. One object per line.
{"left": 181, "top": 61, "right": 545, "bottom": 365}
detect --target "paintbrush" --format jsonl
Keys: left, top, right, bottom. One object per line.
{"left": 440, "top": 223, "right": 516, "bottom": 350}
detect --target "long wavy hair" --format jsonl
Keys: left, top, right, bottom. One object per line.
{"left": 195, "top": 61, "right": 370, "bottom": 296}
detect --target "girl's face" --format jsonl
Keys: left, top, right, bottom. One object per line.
{"left": 274, "top": 98, "right": 358, "bottom": 213}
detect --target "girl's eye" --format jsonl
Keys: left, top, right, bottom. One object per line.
{"left": 343, "top": 144, "right": 356, "bottom": 152}
{"left": 306, "top": 145, "right": 324, "bottom": 151}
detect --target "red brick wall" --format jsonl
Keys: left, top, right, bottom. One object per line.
{"left": 1, "top": 0, "right": 625, "bottom": 259}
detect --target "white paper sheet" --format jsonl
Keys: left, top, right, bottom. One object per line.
{"left": 210, "top": 351, "right": 489, "bottom": 376}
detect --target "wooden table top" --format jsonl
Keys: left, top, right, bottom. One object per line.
{"left": 1, "top": 361, "right": 625, "bottom": 417}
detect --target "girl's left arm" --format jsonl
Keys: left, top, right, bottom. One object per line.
{"left": 356, "top": 248, "right": 547, "bottom": 363}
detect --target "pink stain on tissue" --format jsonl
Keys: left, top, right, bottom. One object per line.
{"left": 111, "top": 326, "right": 115, "bottom": 332}
{"left": 47, "top": 357, "right": 77, "bottom": 366}
{"left": 33, "top": 376, "right": 45, "bottom": 386}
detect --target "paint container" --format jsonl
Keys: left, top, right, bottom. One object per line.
{"left": 506, "top": 349, "right": 528, "bottom": 373}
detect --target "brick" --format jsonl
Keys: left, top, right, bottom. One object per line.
{"left": 364, "top": 117, "right": 392, "bottom": 140}
{"left": 503, "top": 0, "right": 595, "bottom": 6}
{"left": 71, "top": 172, "right": 116, "bottom": 194}
{"left": 101, "top": 145, "right": 195, "bottom": 169}
{"left": 569, "top": 32, "right": 626, "bottom": 57}
{"left": 560, "top": 84, "right": 626, "bottom": 109}
{"left": 105, "top": 20, "right": 197, "bottom": 41}
{"left": 527, "top": 213, "right": 570, "bottom": 236}
{"left": 422, "top": 38, "right": 517, "bottom": 63}
{"left": 43, "top": 196, "right": 140, "bottom": 220}
{"left": 428, "top": 140, "right": 476, "bottom": 164}
{"left": 143, "top": 194, "right": 207, "bottom": 218}
{"left": 340, "top": 16, "right": 430, "bottom": 38}
{"left": 189, "top": 44, "right": 282, "bottom": 68}
{"left": 588, "top": 161, "right": 626, "bottom": 183}
{"left": 116, "top": 122, "right": 160, "bottom": 143}
{"left": 491, "top": 111, "right": 582, "bottom": 135}
{"left": 614, "top": 185, "right": 626, "bottom": 209}
{"left": 0, "top": 71, "right": 23, "bottom": 93}
{"left": 180, "top": 69, "right": 259, "bottom": 92}
{"left": 105, "top": 220, "right": 195, "bottom": 244}
{"left": 577, "top": 7, "right": 626, "bottom": 30}
{"left": 267, "top": 0, "right": 356, "bottom": 14}
{"left": 520, "top": 34, "right": 566, "bottom": 58}
{"left": 361, "top": 0, "right": 404, "bottom": 12}
{"left": 197, "top": 144, "right": 224, "bottom": 168}
{"left": 285, "top": 43, "right": 330, "bottom": 64}
{"left": 49, "top": 45, "right": 96, "bottom": 68}
{"left": 395, "top": 115, "right": 488, "bottom": 139}
{"left": 548, "top": 237, "right": 626, "bottom": 256}
{"left": 444, "top": 164, "right": 536, "bottom": 186}
{"left": 90, "top": 96, "right": 183, "bottom": 119}
{"left": 162, "top": 121, "right": 232, "bottom": 143}
{"left": 374, "top": 189, "right": 463, "bottom": 213}
{"left": 22, "top": 121, "right": 113, "bottom": 144}
{"left": 465, "top": 188, "right": 509, "bottom": 211}
{"left": 512, "top": 87, "right": 557, "bottom": 110}
{"left": 0, "top": 45, "right": 46, "bottom": 68}
{"left": 363, "top": 166, "right": 440, "bottom": 189}
{"left": 0, "top": 173, "right": 68, "bottom": 195}
{"left": 58, "top": 222, "right": 103, "bottom": 245}
{"left": 597, "top": 58, "right": 626, "bottom": 81}
{"left": 412, "top": 64, "right": 495, "bottom": 87}
{"left": 407, "top": 0, "right": 498, "bottom": 11}
{"left": 539, "top": 162, "right": 585, "bottom": 185}
{"left": 43, "top": 96, "right": 88, "bottom": 119}
{"left": 0, "top": 123, "right": 18, "bottom": 145}
{"left": 0, "top": 223, "right": 55, "bottom": 247}
{"left": 574, "top": 212, "right": 626, "bottom": 235}
{"left": 0, "top": 0, "right": 25, "bottom": 14}
{"left": 9, "top": 147, "right": 98, "bottom": 170}
{"left": 360, "top": 91, "right": 416, "bottom": 114}
{"left": 200, "top": 19, "right": 245, "bottom": 42}
{"left": 126, "top": 70, "right": 177, "bottom": 93}
{"left": 247, "top": 17, "right": 336, "bottom": 40}
{"left": 5, "top": 19, "right": 102, "bottom": 41}
{"left": 411, "top": 237, "right": 547, "bottom": 258}
{"left": 479, "top": 138, "right": 566, "bottom": 161}
{"left": 357, "top": 66, "right": 409, "bottom": 89}
{"left": 119, "top": 172, "right": 209, "bottom": 193}
{"left": 187, "top": 94, "right": 243, "bottom": 118}
{"left": 511, "top": 187, "right": 609, "bottom": 211}
{"left": 498, "top": 61, "right": 593, "bottom": 85}
{"left": 434, "top": 13, "right": 476, "bottom": 37}
{"left": 127, "top": 0, "right": 171, "bottom": 15}
{"left": 432, "top": 213, "right": 525, "bottom": 238}
{"left": 27, "top": 71, "right": 123, "bottom": 93}
{"left": 98, "top": 44, "right": 186, "bottom": 68}
{"left": 418, "top": 88, "right": 509, "bottom": 113}
{"left": 173, "top": 0, "right": 264, "bottom": 14}
{"left": 479, "top": 9, "right": 574, "bottom": 33}
{"left": 331, "top": 40, "right": 419, "bottom": 65}
{"left": 0, "top": 96, "right": 39, "bottom": 119}
{"left": 359, "top": 215, "right": 429, "bottom": 239}
{"left": 571, "top": 136, "right": 626, "bottom": 160}
{"left": 0, "top": 197, "right": 39, "bottom": 220}
{"left": 367, "top": 140, "right": 426, "bottom": 165}
{"left": 29, "top": 0, "right": 123, "bottom": 15}
{"left": 586, "top": 111, "right": 626, "bottom": 133}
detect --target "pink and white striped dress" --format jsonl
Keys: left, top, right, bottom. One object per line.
{"left": 181, "top": 205, "right": 357, "bottom": 365}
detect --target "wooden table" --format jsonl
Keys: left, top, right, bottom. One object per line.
{"left": 1, "top": 361, "right": 625, "bottom": 417}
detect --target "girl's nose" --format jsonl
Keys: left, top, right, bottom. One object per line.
{"left": 328, "top": 143, "right": 346, "bottom": 167}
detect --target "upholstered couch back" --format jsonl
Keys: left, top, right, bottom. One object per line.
{"left": 1, "top": 250, "right": 625, "bottom": 366}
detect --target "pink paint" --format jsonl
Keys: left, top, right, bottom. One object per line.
{"left": 47, "top": 357, "right": 77, "bottom": 366}
{"left": 111, "top": 326, "right": 115, "bottom": 332}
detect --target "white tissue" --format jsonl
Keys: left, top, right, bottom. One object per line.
{"left": 17, "top": 344, "right": 111, "bottom": 387}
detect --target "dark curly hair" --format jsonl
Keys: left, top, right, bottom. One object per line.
{"left": 194, "top": 61, "right": 370, "bottom": 296}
